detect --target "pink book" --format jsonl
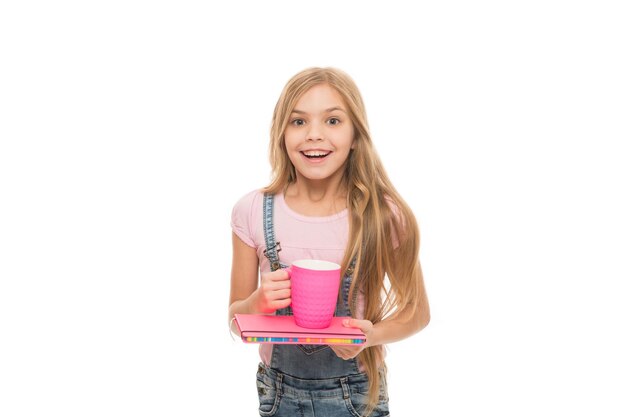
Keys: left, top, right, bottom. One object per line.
{"left": 234, "top": 314, "right": 366, "bottom": 346}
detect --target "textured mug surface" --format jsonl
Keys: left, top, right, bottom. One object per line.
{"left": 289, "top": 259, "right": 341, "bottom": 329}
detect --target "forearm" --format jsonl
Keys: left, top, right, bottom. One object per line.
{"left": 368, "top": 307, "right": 430, "bottom": 347}
{"left": 228, "top": 296, "right": 257, "bottom": 336}
{"left": 228, "top": 292, "right": 261, "bottom": 323}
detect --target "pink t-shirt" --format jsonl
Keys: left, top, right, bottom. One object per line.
{"left": 231, "top": 189, "right": 359, "bottom": 365}
{"left": 231, "top": 189, "right": 350, "bottom": 274}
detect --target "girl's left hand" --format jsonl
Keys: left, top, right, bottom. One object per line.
{"left": 330, "top": 318, "right": 374, "bottom": 360}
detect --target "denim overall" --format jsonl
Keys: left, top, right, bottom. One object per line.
{"left": 255, "top": 193, "right": 389, "bottom": 417}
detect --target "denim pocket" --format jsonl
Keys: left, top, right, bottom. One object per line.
{"left": 296, "top": 344, "right": 330, "bottom": 355}
{"left": 342, "top": 380, "right": 390, "bottom": 417}
{"left": 256, "top": 372, "right": 280, "bottom": 416}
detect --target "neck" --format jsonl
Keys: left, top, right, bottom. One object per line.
{"left": 284, "top": 175, "right": 348, "bottom": 216}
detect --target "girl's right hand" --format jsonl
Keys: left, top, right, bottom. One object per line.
{"left": 253, "top": 269, "right": 291, "bottom": 314}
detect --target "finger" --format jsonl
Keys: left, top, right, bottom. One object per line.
{"left": 260, "top": 276, "right": 290, "bottom": 289}
{"left": 335, "top": 343, "right": 348, "bottom": 350}
{"left": 342, "top": 318, "right": 373, "bottom": 333}
{"left": 340, "top": 346, "right": 360, "bottom": 355}
{"left": 268, "top": 280, "right": 291, "bottom": 290}
{"left": 269, "top": 288, "right": 291, "bottom": 300}
{"left": 271, "top": 270, "right": 291, "bottom": 281}
{"left": 332, "top": 347, "right": 354, "bottom": 360}
{"left": 263, "top": 281, "right": 291, "bottom": 292}
{"left": 269, "top": 298, "right": 291, "bottom": 310}
{"left": 330, "top": 346, "right": 344, "bottom": 358}
{"left": 343, "top": 318, "right": 366, "bottom": 327}
{"left": 260, "top": 270, "right": 290, "bottom": 284}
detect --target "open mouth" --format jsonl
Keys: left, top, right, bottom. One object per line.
{"left": 301, "top": 150, "right": 331, "bottom": 159}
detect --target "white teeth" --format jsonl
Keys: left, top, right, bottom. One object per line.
{"left": 303, "top": 150, "right": 329, "bottom": 157}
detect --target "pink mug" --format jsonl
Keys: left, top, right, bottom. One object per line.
{"left": 288, "top": 259, "right": 341, "bottom": 329}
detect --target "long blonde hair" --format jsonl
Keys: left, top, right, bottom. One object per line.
{"left": 265, "top": 67, "right": 421, "bottom": 414}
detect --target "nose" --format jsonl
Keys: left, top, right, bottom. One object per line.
{"left": 306, "top": 121, "right": 323, "bottom": 142}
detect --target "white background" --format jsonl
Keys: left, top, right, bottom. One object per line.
{"left": 1, "top": 1, "right": 625, "bottom": 415}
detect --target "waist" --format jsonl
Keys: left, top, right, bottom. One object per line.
{"left": 257, "top": 362, "right": 369, "bottom": 398}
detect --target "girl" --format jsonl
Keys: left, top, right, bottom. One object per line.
{"left": 229, "top": 67, "right": 430, "bottom": 417}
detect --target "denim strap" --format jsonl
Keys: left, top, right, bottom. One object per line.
{"left": 262, "top": 193, "right": 282, "bottom": 272}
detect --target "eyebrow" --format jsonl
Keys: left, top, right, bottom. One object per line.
{"left": 291, "top": 106, "right": 347, "bottom": 114}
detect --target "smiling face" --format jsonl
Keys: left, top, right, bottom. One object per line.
{"left": 283, "top": 83, "right": 355, "bottom": 186}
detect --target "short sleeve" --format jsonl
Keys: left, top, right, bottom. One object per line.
{"left": 231, "top": 190, "right": 262, "bottom": 248}
{"left": 385, "top": 196, "right": 408, "bottom": 250}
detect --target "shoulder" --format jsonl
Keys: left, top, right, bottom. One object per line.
{"left": 232, "top": 189, "right": 265, "bottom": 214}
{"left": 231, "top": 189, "right": 265, "bottom": 248}
{"left": 382, "top": 194, "right": 406, "bottom": 224}
{"left": 381, "top": 194, "right": 418, "bottom": 247}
